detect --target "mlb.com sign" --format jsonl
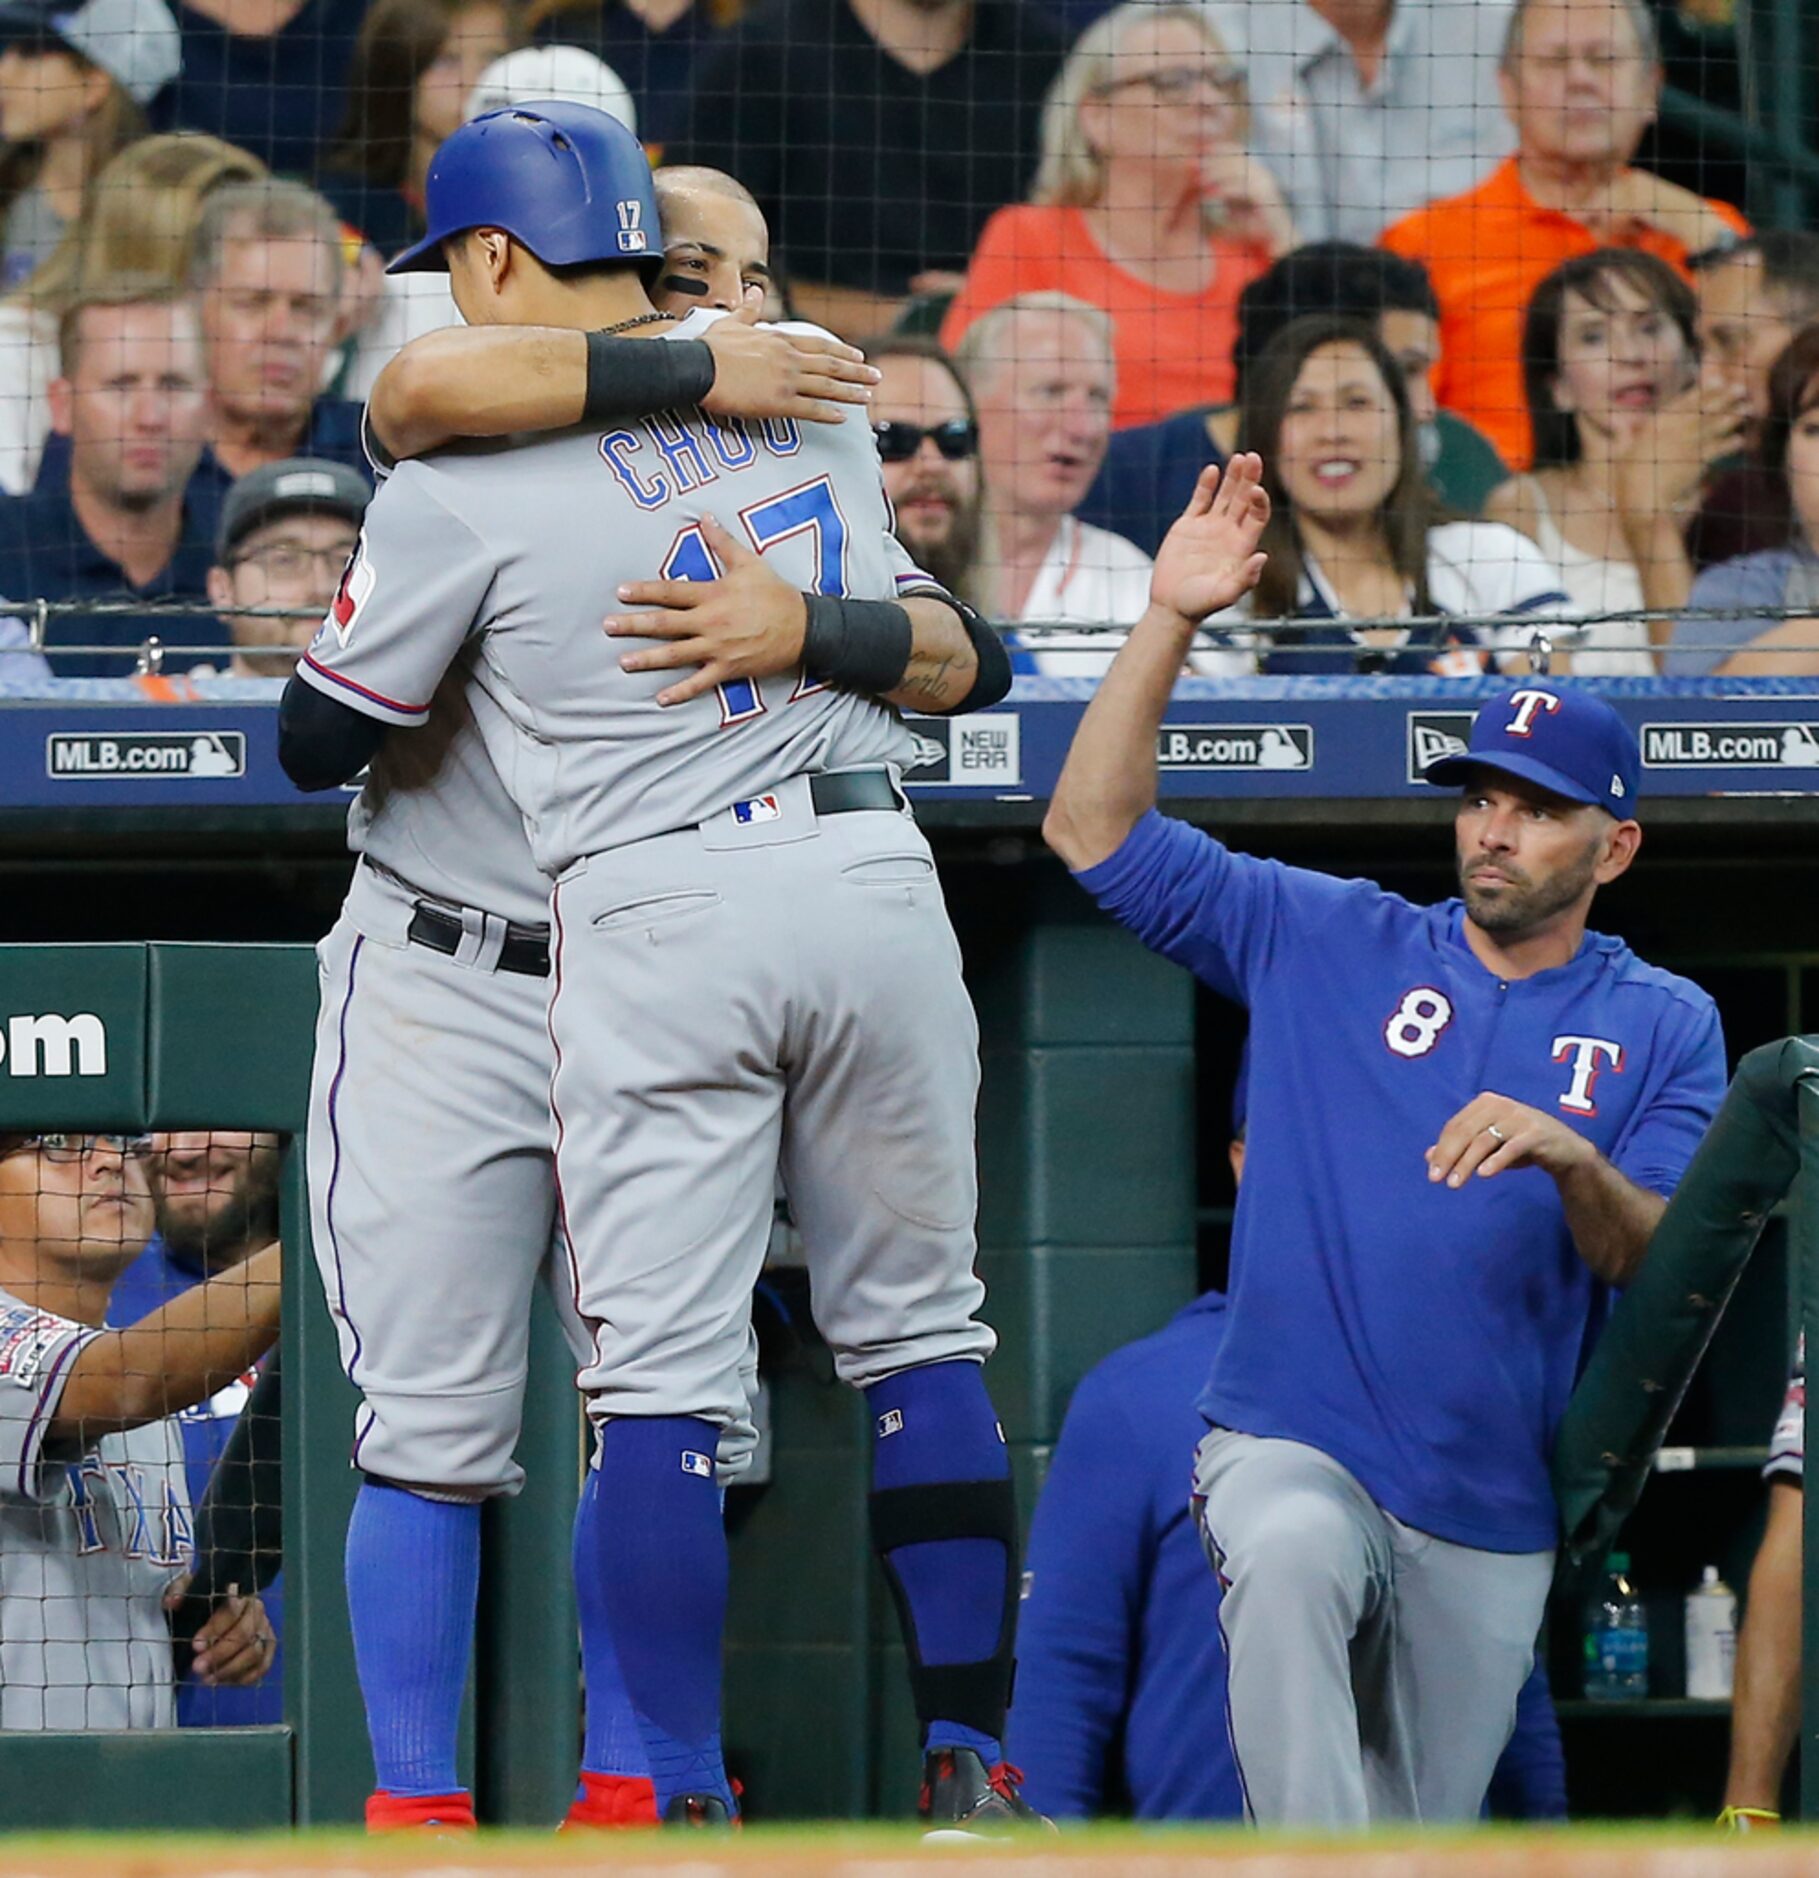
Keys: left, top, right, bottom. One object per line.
{"left": 0, "top": 1013, "right": 107, "bottom": 1077}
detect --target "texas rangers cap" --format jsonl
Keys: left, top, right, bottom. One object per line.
{"left": 1422, "top": 685, "right": 1641, "bottom": 817}
{"left": 218, "top": 458, "right": 370, "bottom": 561}
{"left": 0, "top": 0, "right": 180, "bottom": 104}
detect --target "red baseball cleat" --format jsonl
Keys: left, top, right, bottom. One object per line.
{"left": 560, "top": 1771, "right": 660, "bottom": 1829}
{"left": 364, "top": 1789, "right": 477, "bottom": 1834}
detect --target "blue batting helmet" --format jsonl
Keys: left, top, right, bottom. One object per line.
{"left": 387, "top": 100, "right": 660, "bottom": 275}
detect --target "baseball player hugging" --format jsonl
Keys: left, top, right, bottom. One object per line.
{"left": 280, "top": 102, "right": 1031, "bottom": 1832}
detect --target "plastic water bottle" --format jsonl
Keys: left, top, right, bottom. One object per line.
{"left": 1685, "top": 1566, "right": 1738, "bottom": 1700}
{"left": 1584, "top": 1551, "right": 1649, "bottom": 1699}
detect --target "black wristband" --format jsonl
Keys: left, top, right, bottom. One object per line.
{"left": 952, "top": 601, "right": 1012, "bottom": 713}
{"left": 802, "top": 593, "right": 914, "bottom": 694}
{"left": 583, "top": 331, "right": 715, "bottom": 423}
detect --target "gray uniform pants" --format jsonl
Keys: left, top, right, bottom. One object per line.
{"left": 1193, "top": 1427, "right": 1553, "bottom": 1828}
{"left": 309, "top": 863, "right": 756, "bottom": 1495}
{"left": 549, "top": 772, "right": 996, "bottom": 1429}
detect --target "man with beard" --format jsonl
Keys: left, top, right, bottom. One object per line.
{"left": 863, "top": 337, "right": 985, "bottom": 607}
{"left": 1045, "top": 657, "right": 1725, "bottom": 1828}
{"left": 108, "top": 1133, "right": 283, "bottom": 1726}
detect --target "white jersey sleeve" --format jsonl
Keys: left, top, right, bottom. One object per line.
{"left": 1767, "top": 1334, "right": 1805, "bottom": 1483}
{"left": 295, "top": 463, "right": 499, "bottom": 728}
{"left": 0, "top": 1296, "right": 98, "bottom": 1503}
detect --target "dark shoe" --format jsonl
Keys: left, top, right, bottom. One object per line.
{"left": 662, "top": 1791, "right": 736, "bottom": 1827}
{"left": 918, "top": 1748, "right": 1050, "bottom": 1839}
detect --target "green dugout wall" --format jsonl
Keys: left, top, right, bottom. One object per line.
{"left": 0, "top": 903, "right": 1197, "bottom": 1826}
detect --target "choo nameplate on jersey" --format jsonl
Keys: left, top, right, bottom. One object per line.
{"left": 46, "top": 731, "right": 247, "bottom": 780}
{"left": 1157, "top": 723, "right": 1313, "bottom": 772}
{"left": 1641, "top": 721, "right": 1819, "bottom": 770}
{"left": 902, "top": 714, "right": 1022, "bottom": 786}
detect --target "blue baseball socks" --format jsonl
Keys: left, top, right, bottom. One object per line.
{"left": 866, "top": 1360, "right": 1019, "bottom": 1763}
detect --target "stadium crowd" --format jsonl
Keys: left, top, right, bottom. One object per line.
{"left": 0, "top": 0, "right": 1806, "bottom": 680}
{"left": 0, "top": 0, "right": 1816, "bottom": 1835}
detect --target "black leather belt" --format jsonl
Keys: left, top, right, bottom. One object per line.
{"left": 806, "top": 767, "right": 906, "bottom": 816}
{"left": 407, "top": 904, "right": 550, "bottom": 977}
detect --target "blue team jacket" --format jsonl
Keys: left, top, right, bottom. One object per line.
{"left": 1078, "top": 813, "right": 1727, "bottom": 1554}
{"left": 108, "top": 1237, "right": 284, "bottom": 1727}
{"left": 1010, "top": 1290, "right": 1568, "bottom": 1820}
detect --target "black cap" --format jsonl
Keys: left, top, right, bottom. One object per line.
{"left": 218, "top": 458, "right": 369, "bottom": 562}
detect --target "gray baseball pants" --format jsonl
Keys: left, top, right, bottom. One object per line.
{"left": 548, "top": 771, "right": 996, "bottom": 1430}
{"left": 1193, "top": 1426, "right": 1553, "bottom": 1828}
{"left": 309, "top": 862, "right": 756, "bottom": 1496}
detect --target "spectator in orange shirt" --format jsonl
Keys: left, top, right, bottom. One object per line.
{"left": 941, "top": 2, "right": 1293, "bottom": 430}
{"left": 1380, "top": 0, "right": 1747, "bottom": 470}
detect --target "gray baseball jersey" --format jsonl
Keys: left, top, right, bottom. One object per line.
{"left": 344, "top": 675, "right": 551, "bottom": 931}
{"left": 338, "top": 437, "right": 552, "bottom": 932}
{"left": 0, "top": 1290, "right": 191, "bottom": 1730}
{"left": 296, "top": 309, "right": 920, "bottom": 875}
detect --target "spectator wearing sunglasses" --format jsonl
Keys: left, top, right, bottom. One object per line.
{"left": 864, "top": 335, "right": 986, "bottom": 609}
{"left": 953, "top": 292, "right": 1160, "bottom": 676}
{"left": 0, "top": 1131, "right": 280, "bottom": 1730}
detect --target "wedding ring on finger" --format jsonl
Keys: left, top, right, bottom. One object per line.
{"left": 1485, "top": 1123, "right": 1507, "bottom": 1144}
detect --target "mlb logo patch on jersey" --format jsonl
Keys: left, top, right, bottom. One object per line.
{"left": 732, "top": 793, "right": 782, "bottom": 825}
{"left": 876, "top": 1408, "right": 904, "bottom": 1439}
{"left": 680, "top": 1449, "right": 712, "bottom": 1478}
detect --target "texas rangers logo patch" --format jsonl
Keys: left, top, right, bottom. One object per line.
{"left": 1553, "top": 1035, "right": 1623, "bottom": 1115}
{"left": 329, "top": 534, "right": 375, "bottom": 646}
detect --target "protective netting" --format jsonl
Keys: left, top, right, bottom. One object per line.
{"left": 0, "top": 1129, "right": 282, "bottom": 1731}
{"left": 0, "top": 0, "right": 1812, "bottom": 681}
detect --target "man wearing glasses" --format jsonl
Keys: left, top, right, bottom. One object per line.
{"left": 204, "top": 460, "right": 370, "bottom": 678}
{"left": 0, "top": 1132, "right": 279, "bottom": 1729}
{"left": 1381, "top": 0, "right": 1748, "bottom": 468}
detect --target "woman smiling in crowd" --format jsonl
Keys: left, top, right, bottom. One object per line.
{"left": 1205, "top": 314, "right": 1567, "bottom": 675}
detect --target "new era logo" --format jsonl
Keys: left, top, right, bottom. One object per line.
{"left": 680, "top": 1450, "right": 712, "bottom": 1478}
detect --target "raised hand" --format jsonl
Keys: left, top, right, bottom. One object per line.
{"left": 1148, "top": 454, "right": 1270, "bottom": 624}
{"left": 1611, "top": 366, "right": 1750, "bottom": 521}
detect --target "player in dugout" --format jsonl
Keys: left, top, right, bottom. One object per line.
{"left": 108, "top": 1129, "right": 287, "bottom": 1726}
{"left": 1043, "top": 467, "right": 1726, "bottom": 1826}
{"left": 1009, "top": 1067, "right": 1567, "bottom": 1821}
{"left": 0, "top": 1130, "right": 280, "bottom": 1729}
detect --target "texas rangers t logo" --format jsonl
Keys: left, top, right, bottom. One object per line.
{"left": 1554, "top": 1034, "right": 1623, "bottom": 1114}
{"left": 1505, "top": 689, "right": 1562, "bottom": 738}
